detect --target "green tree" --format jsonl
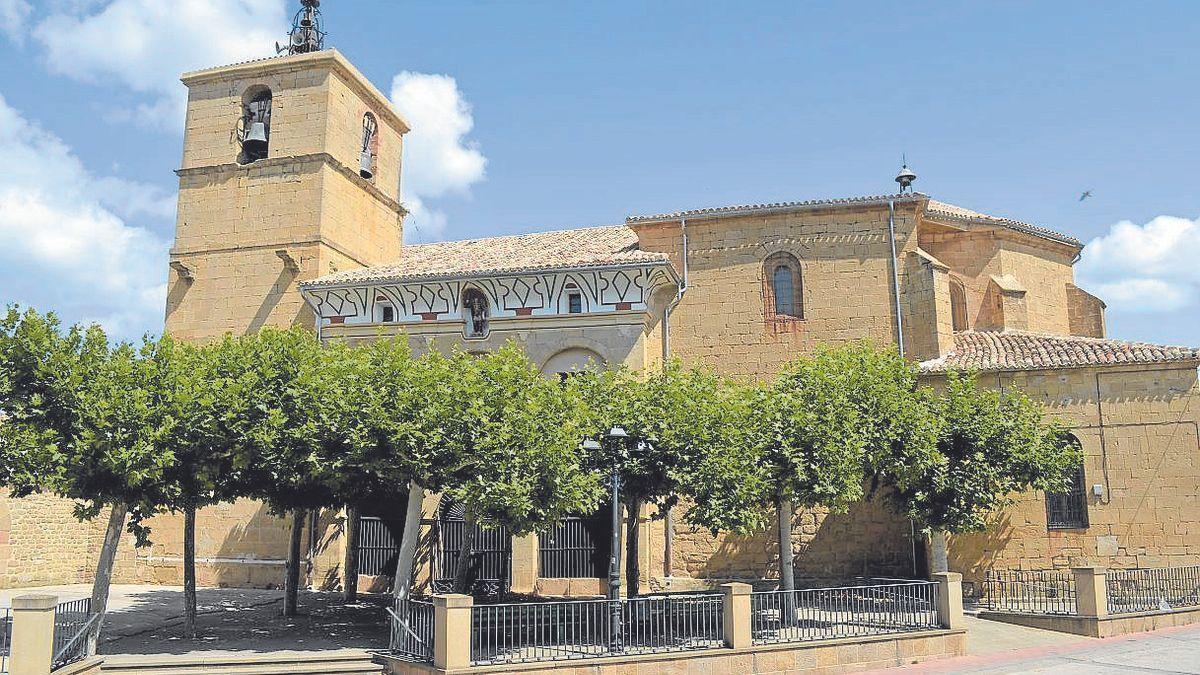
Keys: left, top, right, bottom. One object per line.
{"left": 888, "top": 372, "right": 1082, "bottom": 573}
{"left": 229, "top": 328, "right": 337, "bottom": 616}
{"left": 572, "top": 361, "right": 741, "bottom": 596}
{"left": 158, "top": 335, "right": 257, "bottom": 638}
{"left": 0, "top": 307, "right": 173, "bottom": 653}
{"left": 446, "top": 344, "right": 601, "bottom": 593}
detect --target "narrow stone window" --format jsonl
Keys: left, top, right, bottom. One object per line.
{"left": 1046, "top": 435, "right": 1088, "bottom": 529}
{"left": 568, "top": 292, "right": 583, "bottom": 314}
{"left": 763, "top": 252, "right": 803, "bottom": 326}
{"left": 239, "top": 86, "right": 272, "bottom": 164}
{"left": 360, "top": 112, "right": 378, "bottom": 179}
{"left": 462, "top": 288, "right": 489, "bottom": 338}
{"left": 950, "top": 277, "right": 968, "bottom": 332}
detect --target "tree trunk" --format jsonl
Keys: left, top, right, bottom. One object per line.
{"left": 662, "top": 503, "right": 673, "bottom": 579}
{"left": 183, "top": 506, "right": 197, "bottom": 639}
{"left": 777, "top": 496, "right": 797, "bottom": 626}
{"left": 624, "top": 498, "right": 643, "bottom": 597}
{"left": 86, "top": 502, "right": 127, "bottom": 655}
{"left": 285, "top": 509, "right": 305, "bottom": 616}
{"left": 929, "top": 529, "right": 949, "bottom": 575}
{"left": 344, "top": 505, "right": 360, "bottom": 603}
{"left": 451, "top": 507, "right": 479, "bottom": 595}
{"left": 392, "top": 482, "right": 425, "bottom": 604}
{"left": 777, "top": 497, "right": 795, "bottom": 591}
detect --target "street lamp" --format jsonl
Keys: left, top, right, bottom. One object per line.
{"left": 604, "top": 426, "right": 629, "bottom": 652}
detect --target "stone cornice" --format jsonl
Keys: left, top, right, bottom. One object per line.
{"left": 176, "top": 152, "right": 407, "bottom": 217}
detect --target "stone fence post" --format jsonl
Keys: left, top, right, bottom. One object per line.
{"left": 10, "top": 594, "right": 57, "bottom": 675}
{"left": 720, "top": 582, "right": 752, "bottom": 649}
{"left": 433, "top": 593, "right": 473, "bottom": 670}
{"left": 1073, "top": 566, "right": 1109, "bottom": 618}
{"left": 932, "top": 572, "right": 964, "bottom": 629}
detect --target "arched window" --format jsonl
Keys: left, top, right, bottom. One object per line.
{"left": 764, "top": 253, "right": 803, "bottom": 321}
{"left": 1046, "top": 434, "right": 1088, "bottom": 529}
{"left": 950, "top": 278, "right": 968, "bottom": 332}
{"left": 359, "top": 112, "right": 378, "bottom": 179}
{"left": 239, "top": 86, "right": 272, "bottom": 164}
{"left": 462, "top": 288, "right": 489, "bottom": 338}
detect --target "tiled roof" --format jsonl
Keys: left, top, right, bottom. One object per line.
{"left": 920, "top": 331, "right": 1200, "bottom": 373}
{"left": 626, "top": 193, "right": 926, "bottom": 223}
{"left": 625, "top": 193, "right": 1081, "bottom": 247}
{"left": 925, "top": 199, "right": 1081, "bottom": 247}
{"left": 303, "top": 224, "right": 671, "bottom": 287}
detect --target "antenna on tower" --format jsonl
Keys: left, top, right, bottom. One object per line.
{"left": 894, "top": 154, "right": 917, "bottom": 193}
{"left": 276, "top": 0, "right": 325, "bottom": 56}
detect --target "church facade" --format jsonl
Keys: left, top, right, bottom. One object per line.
{"left": 2, "top": 47, "right": 1197, "bottom": 595}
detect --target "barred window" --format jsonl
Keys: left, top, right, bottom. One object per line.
{"left": 1046, "top": 450, "right": 1088, "bottom": 529}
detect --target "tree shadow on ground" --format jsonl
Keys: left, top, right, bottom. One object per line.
{"left": 98, "top": 589, "right": 390, "bottom": 655}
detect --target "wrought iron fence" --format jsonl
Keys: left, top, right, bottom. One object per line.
{"left": 52, "top": 598, "right": 96, "bottom": 670}
{"left": 1, "top": 607, "right": 11, "bottom": 675}
{"left": 470, "top": 593, "right": 724, "bottom": 665}
{"left": 751, "top": 581, "right": 939, "bottom": 645}
{"left": 539, "top": 516, "right": 610, "bottom": 579}
{"left": 982, "top": 569, "right": 1076, "bottom": 615}
{"left": 358, "top": 516, "right": 403, "bottom": 576}
{"left": 435, "top": 518, "right": 512, "bottom": 597}
{"left": 387, "top": 598, "right": 435, "bottom": 663}
{"left": 1107, "top": 565, "right": 1200, "bottom": 615}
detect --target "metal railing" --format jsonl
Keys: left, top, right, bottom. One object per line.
{"left": 982, "top": 569, "right": 1076, "bottom": 615}
{"left": 1107, "top": 565, "right": 1200, "bottom": 615}
{"left": 751, "top": 580, "right": 939, "bottom": 645}
{"left": 52, "top": 598, "right": 97, "bottom": 670}
{"left": 387, "top": 598, "right": 435, "bottom": 663}
{"left": 470, "top": 593, "right": 724, "bottom": 665}
{"left": 1, "top": 607, "right": 11, "bottom": 675}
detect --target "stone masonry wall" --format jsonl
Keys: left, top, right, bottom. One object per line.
{"left": 946, "top": 364, "right": 1200, "bottom": 588}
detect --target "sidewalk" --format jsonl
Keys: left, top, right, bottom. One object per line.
{"left": 875, "top": 621, "right": 1200, "bottom": 674}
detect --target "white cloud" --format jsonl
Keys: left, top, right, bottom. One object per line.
{"left": 1076, "top": 215, "right": 1200, "bottom": 313}
{"left": 0, "top": 93, "right": 169, "bottom": 339}
{"left": 31, "top": 0, "right": 285, "bottom": 131}
{"left": 390, "top": 72, "right": 487, "bottom": 242}
{"left": 0, "top": 0, "right": 32, "bottom": 44}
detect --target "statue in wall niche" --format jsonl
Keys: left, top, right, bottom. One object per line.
{"left": 463, "top": 289, "right": 489, "bottom": 337}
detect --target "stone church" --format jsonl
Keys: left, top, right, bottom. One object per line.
{"left": 2, "top": 43, "right": 1197, "bottom": 596}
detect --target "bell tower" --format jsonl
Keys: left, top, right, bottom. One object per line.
{"left": 165, "top": 44, "right": 408, "bottom": 340}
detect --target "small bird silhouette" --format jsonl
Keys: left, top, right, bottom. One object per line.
{"left": 1079, "top": 190, "right": 1093, "bottom": 202}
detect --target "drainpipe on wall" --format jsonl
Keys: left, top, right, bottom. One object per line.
{"left": 888, "top": 199, "right": 922, "bottom": 578}
{"left": 660, "top": 218, "right": 689, "bottom": 582}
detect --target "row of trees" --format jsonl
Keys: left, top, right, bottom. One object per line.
{"left": 0, "top": 306, "right": 1081, "bottom": 646}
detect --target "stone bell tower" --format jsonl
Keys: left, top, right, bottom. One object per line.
{"left": 165, "top": 48, "right": 408, "bottom": 341}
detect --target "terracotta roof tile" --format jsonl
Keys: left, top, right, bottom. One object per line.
{"left": 626, "top": 193, "right": 925, "bottom": 223}
{"left": 925, "top": 199, "right": 1081, "bottom": 247}
{"left": 302, "top": 224, "right": 670, "bottom": 287}
{"left": 920, "top": 331, "right": 1200, "bottom": 373}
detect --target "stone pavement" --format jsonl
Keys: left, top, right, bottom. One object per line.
{"left": 0, "top": 584, "right": 389, "bottom": 655}
{"left": 877, "top": 620, "right": 1200, "bottom": 674}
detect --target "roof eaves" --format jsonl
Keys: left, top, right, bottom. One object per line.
{"left": 626, "top": 193, "right": 927, "bottom": 225}
{"left": 299, "top": 258, "right": 678, "bottom": 291}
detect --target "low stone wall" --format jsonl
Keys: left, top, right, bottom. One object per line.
{"left": 380, "top": 629, "right": 967, "bottom": 675}
{"left": 980, "top": 605, "right": 1200, "bottom": 638}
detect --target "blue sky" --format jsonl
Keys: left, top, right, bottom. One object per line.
{"left": 0, "top": 1, "right": 1197, "bottom": 344}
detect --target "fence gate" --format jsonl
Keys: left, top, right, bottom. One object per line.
{"left": 435, "top": 501, "right": 511, "bottom": 597}
{"left": 358, "top": 516, "right": 404, "bottom": 576}
{"left": 539, "top": 513, "right": 611, "bottom": 578}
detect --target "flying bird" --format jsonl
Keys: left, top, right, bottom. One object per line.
{"left": 1079, "top": 190, "right": 1093, "bottom": 202}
